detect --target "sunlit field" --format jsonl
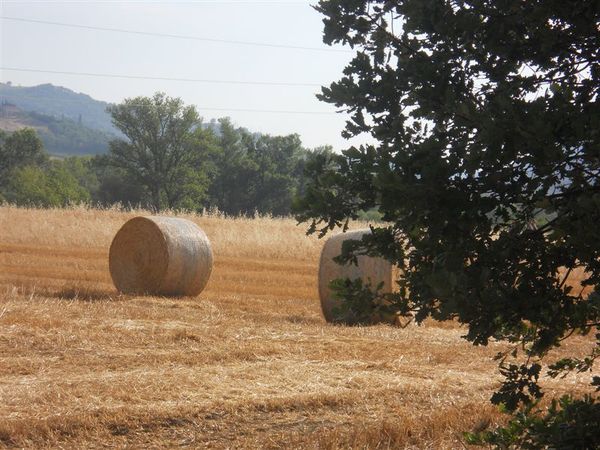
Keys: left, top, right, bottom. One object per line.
{"left": 0, "top": 205, "right": 594, "bottom": 449}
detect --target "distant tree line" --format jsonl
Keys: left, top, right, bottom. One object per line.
{"left": 0, "top": 93, "right": 333, "bottom": 216}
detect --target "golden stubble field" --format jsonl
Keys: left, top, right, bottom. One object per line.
{"left": 0, "top": 205, "right": 595, "bottom": 449}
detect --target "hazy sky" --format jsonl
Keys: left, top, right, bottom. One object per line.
{"left": 0, "top": 0, "right": 361, "bottom": 149}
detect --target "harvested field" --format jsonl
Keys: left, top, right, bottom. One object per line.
{"left": 0, "top": 205, "right": 595, "bottom": 449}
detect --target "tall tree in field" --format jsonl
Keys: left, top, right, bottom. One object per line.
{"left": 296, "top": 1, "right": 599, "bottom": 446}
{"left": 107, "top": 93, "right": 216, "bottom": 211}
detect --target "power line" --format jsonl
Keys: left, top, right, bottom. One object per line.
{"left": 0, "top": 16, "right": 351, "bottom": 53}
{"left": 192, "top": 106, "right": 336, "bottom": 115}
{"left": 0, "top": 93, "right": 339, "bottom": 116}
{"left": 0, "top": 66, "right": 324, "bottom": 87}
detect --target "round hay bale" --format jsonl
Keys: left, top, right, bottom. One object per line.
{"left": 318, "top": 229, "right": 400, "bottom": 324}
{"left": 109, "top": 216, "right": 213, "bottom": 297}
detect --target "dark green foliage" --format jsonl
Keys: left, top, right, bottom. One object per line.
{"left": 296, "top": 1, "right": 600, "bottom": 446}
{"left": 329, "top": 277, "right": 405, "bottom": 325}
{"left": 207, "top": 118, "right": 313, "bottom": 216}
{"left": 246, "top": 133, "right": 305, "bottom": 216}
{"left": 206, "top": 118, "right": 259, "bottom": 215}
{"left": 491, "top": 363, "right": 543, "bottom": 412}
{"left": 90, "top": 155, "right": 146, "bottom": 207}
{"left": 294, "top": 145, "right": 336, "bottom": 205}
{"left": 330, "top": 278, "right": 385, "bottom": 325}
{"left": 465, "top": 395, "right": 600, "bottom": 449}
{"left": 0, "top": 128, "right": 47, "bottom": 184}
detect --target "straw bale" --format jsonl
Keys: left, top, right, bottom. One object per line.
{"left": 109, "top": 216, "right": 213, "bottom": 296}
{"left": 319, "top": 229, "right": 400, "bottom": 324}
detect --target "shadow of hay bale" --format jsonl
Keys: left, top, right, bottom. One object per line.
{"left": 2, "top": 283, "right": 120, "bottom": 303}
{"left": 285, "top": 314, "right": 323, "bottom": 325}
{"left": 52, "top": 286, "right": 122, "bottom": 302}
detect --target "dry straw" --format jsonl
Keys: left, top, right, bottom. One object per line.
{"left": 109, "top": 216, "right": 213, "bottom": 296}
{"left": 319, "top": 229, "right": 400, "bottom": 324}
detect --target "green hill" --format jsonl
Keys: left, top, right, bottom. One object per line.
{"left": 0, "top": 102, "right": 112, "bottom": 155}
{"left": 0, "top": 82, "right": 116, "bottom": 134}
{"left": 0, "top": 82, "right": 224, "bottom": 155}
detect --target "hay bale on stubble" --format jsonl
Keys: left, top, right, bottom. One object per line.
{"left": 319, "top": 229, "right": 400, "bottom": 324}
{"left": 109, "top": 216, "right": 213, "bottom": 297}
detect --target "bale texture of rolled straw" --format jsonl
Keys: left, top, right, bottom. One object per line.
{"left": 109, "top": 216, "right": 213, "bottom": 296}
{"left": 319, "top": 229, "right": 400, "bottom": 324}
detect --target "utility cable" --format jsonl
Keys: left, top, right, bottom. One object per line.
{"left": 0, "top": 66, "right": 324, "bottom": 87}
{"left": 0, "top": 16, "right": 351, "bottom": 53}
{"left": 0, "top": 92, "right": 340, "bottom": 116}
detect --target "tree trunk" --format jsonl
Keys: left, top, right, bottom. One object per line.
{"left": 150, "top": 186, "right": 161, "bottom": 212}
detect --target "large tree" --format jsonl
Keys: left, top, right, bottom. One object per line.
{"left": 107, "top": 93, "right": 217, "bottom": 211}
{"left": 296, "top": 1, "right": 599, "bottom": 446}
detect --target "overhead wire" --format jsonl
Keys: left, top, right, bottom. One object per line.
{"left": 0, "top": 16, "right": 351, "bottom": 53}
{"left": 0, "top": 67, "right": 324, "bottom": 87}
{"left": 0, "top": 90, "right": 341, "bottom": 116}
{"left": 0, "top": 95, "right": 339, "bottom": 115}
{"left": 0, "top": 8, "right": 349, "bottom": 117}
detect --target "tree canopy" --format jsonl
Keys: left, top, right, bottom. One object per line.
{"left": 0, "top": 115, "right": 328, "bottom": 215}
{"left": 0, "top": 128, "right": 47, "bottom": 184}
{"left": 107, "top": 92, "right": 217, "bottom": 211}
{"left": 5, "top": 163, "right": 90, "bottom": 207}
{"left": 295, "top": 1, "right": 599, "bottom": 446}
{"left": 207, "top": 118, "right": 314, "bottom": 216}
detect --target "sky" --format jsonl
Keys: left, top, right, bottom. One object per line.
{"left": 0, "top": 0, "right": 361, "bottom": 150}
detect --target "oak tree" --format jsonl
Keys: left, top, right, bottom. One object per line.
{"left": 296, "top": 1, "right": 600, "bottom": 446}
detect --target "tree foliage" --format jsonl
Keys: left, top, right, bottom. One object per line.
{"left": 295, "top": 1, "right": 600, "bottom": 445}
{"left": 207, "top": 118, "right": 312, "bottom": 216}
{"left": 4, "top": 162, "right": 90, "bottom": 207}
{"left": 0, "top": 116, "right": 325, "bottom": 215}
{"left": 90, "top": 154, "right": 146, "bottom": 207}
{"left": 0, "top": 128, "right": 48, "bottom": 184}
{"left": 107, "top": 93, "right": 217, "bottom": 211}
{"left": 465, "top": 394, "right": 600, "bottom": 449}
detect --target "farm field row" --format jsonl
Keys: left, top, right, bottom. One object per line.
{"left": 0, "top": 206, "right": 593, "bottom": 448}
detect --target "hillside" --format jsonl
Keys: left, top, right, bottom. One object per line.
{"left": 0, "top": 206, "right": 594, "bottom": 449}
{"left": 0, "top": 82, "right": 115, "bottom": 134}
{"left": 0, "top": 102, "right": 112, "bottom": 155}
{"left": 0, "top": 83, "right": 225, "bottom": 155}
